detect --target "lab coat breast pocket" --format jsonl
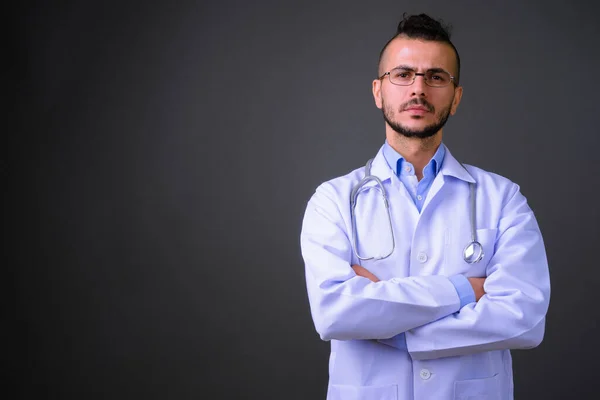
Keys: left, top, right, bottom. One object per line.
{"left": 454, "top": 374, "right": 501, "bottom": 400}
{"left": 445, "top": 228, "right": 498, "bottom": 277}
{"left": 327, "top": 383, "right": 399, "bottom": 400}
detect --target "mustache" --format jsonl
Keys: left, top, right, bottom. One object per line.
{"left": 401, "top": 98, "right": 434, "bottom": 112}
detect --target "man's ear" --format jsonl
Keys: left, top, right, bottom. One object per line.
{"left": 372, "top": 79, "right": 383, "bottom": 109}
{"left": 450, "top": 85, "right": 463, "bottom": 115}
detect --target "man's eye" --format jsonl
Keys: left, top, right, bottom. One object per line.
{"left": 430, "top": 73, "right": 448, "bottom": 82}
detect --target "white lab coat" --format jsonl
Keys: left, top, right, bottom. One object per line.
{"left": 300, "top": 144, "right": 550, "bottom": 400}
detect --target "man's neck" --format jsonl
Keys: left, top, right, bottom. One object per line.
{"left": 386, "top": 131, "right": 442, "bottom": 181}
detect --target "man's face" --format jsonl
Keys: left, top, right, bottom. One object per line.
{"left": 372, "top": 37, "right": 463, "bottom": 139}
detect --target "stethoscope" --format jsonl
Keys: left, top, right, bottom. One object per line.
{"left": 350, "top": 158, "right": 484, "bottom": 263}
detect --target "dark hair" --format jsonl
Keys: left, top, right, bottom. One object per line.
{"left": 378, "top": 13, "right": 461, "bottom": 84}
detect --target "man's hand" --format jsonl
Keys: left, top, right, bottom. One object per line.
{"left": 352, "top": 265, "right": 380, "bottom": 282}
{"left": 468, "top": 277, "right": 486, "bottom": 301}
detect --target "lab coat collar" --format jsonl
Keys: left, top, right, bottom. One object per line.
{"left": 366, "top": 145, "right": 395, "bottom": 184}
{"left": 439, "top": 145, "right": 476, "bottom": 183}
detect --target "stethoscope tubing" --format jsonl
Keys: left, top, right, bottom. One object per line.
{"left": 350, "top": 158, "right": 484, "bottom": 264}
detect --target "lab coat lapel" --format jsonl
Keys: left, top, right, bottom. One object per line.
{"left": 421, "top": 145, "right": 475, "bottom": 211}
{"left": 360, "top": 146, "right": 403, "bottom": 194}
{"left": 365, "top": 146, "right": 394, "bottom": 184}
{"left": 368, "top": 146, "right": 420, "bottom": 225}
{"left": 440, "top": 147, "right": 476, "bottom": 183}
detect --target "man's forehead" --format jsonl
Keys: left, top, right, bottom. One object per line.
{"left": 382, "top": 37, "right": 456, "bottom": 71}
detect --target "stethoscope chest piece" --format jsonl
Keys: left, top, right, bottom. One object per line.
{"left": 463, "top": 241, "right": 484, "bottom": 264}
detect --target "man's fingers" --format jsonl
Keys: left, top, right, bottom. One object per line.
{"left": 352, "top": 265, "right": 380, "bottom": 282}
{"left": 467, "top": 277, "right": 487, "bottom": 301}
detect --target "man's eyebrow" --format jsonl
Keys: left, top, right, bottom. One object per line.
{"left": 427, "top": 67, "right": 448, "bottom": 73}
{"left": 392, "top": 65, "right": 416, "bottom": 71}
{"left": 392, "top": 65, "right": 449, "bottom": 73}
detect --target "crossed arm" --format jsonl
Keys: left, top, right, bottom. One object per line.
{"left": 352, "top": 264, "right": 487, "bottom": 353}
{"left": 352, "top": 264, "right": 486, "bottom": 301}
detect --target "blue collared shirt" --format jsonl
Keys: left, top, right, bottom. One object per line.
{"left": 382, "top": 141, "right": 445, "bottom": 213}
{"left": 377, "top": 141, "right": 474, "bottom": 350}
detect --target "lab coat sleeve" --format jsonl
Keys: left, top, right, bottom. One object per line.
{"left": 301, "top": 183, "right": 462, "bottom": 341}
{"left": 377, "top": 277, "right": 475, "bottom": 350}
{"left": 405, "top": 184, "right": 551, "bottom": 360}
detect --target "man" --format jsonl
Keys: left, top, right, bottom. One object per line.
{"left": 300, "top": 13, "right": 550, "bottom": 400}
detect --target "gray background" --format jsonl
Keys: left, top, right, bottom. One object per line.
{"left": 10, "top": 0, "right": 599, "bottom": 398}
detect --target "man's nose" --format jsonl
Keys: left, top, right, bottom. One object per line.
{"left": 410, "top": 74, "right": 428, "bottom": 97}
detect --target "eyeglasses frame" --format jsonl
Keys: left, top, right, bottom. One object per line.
{"left": 378, "top": 67, "right": 457, "bottom": 88}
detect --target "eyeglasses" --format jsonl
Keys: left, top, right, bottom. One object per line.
{"left": 378, "top": 67, "right": 456, "bottom": 87}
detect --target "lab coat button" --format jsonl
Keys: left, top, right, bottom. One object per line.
{"left": 417, "top": 252, "right": 428, "bottom": 263}
{"left": 420, "top": 369, "right": 431, "bottom": 380}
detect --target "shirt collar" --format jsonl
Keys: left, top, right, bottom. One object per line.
{"left": 367, "top": 143, "right": 475, "bottom": 186}
{"left": 382, "top": 140, "right": 446, "bottom": 178}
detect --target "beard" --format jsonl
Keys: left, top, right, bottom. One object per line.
{"left": 382, "top": 97, "right": 453, "bottom": 139}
